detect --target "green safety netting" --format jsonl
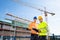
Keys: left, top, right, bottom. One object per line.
{"left": 12, "top": 20, "right": 29, "bottom": 28}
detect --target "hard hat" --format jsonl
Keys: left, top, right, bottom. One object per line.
{"left": 33, "top": 16, "right": 37, "bottom": 19}
{"left": 38, "top": 16, "right": 43, "bottom": 20}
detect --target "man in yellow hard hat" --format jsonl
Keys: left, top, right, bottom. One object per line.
{"left": 38, "top": 16, "right": 48, "bottom": 40}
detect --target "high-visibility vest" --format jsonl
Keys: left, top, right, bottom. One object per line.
{"left": 28, "top": 22, "right": 38, "bottom": 34}
{"left": 38, "top": 21, "right": 48, "bottom": 36}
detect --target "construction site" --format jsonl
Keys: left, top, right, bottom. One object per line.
{"left": 0, "top": 0, "right": 60, "bottom": 40}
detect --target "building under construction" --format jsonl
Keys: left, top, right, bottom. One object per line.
{"left": 0, "top": 19, "right": 31, "bottom": 40}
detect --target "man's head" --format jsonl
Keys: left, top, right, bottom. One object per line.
{"left": 33, "top": 16, "right": 37, "bottom": 22}
{"left": 38, "top": 16, "right": 43, "bottom": 22}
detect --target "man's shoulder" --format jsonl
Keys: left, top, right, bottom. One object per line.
{"left": 42, "top": 21, "right": 48, "bottom": 26}
{"left": 29, "top": 22, "right": 35, "bottom": 25}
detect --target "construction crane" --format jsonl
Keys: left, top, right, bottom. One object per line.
{"left": 13, "top": 0, "right": 55, "bottom": 23}
{"left": 13, "top": 0, "right": 55, "bottom": 15}
{"left": 12, "top": 0, "right": 55, "bottom": 40}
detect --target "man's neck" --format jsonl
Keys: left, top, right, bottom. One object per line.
{"left": 34, "top": 21, "right": 36, "bottom": 23}
{"left": 40, "top": 21, "right": 43, "bottom": 23}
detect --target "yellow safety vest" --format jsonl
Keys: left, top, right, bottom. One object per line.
{"left": 38, "top": 21, "right": 48, "bottom": 36}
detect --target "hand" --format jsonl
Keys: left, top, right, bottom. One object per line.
{"left": 36, "top": 32, "right": 38, "bottom": 34}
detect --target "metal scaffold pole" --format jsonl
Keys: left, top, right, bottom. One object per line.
{"left": 1, "top": 24, "right": 3, "bottom": 40}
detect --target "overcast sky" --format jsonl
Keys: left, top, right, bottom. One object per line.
{"left": 0, "top": 0, "right": 60, "bottom": 35}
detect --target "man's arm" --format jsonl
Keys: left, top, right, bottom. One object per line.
{"left": 28, "top": 23, "right": 32, "bottom": 30}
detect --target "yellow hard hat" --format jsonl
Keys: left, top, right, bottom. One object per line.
{"left": 38, "top": 16, "right": 43, "bottom": 20}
